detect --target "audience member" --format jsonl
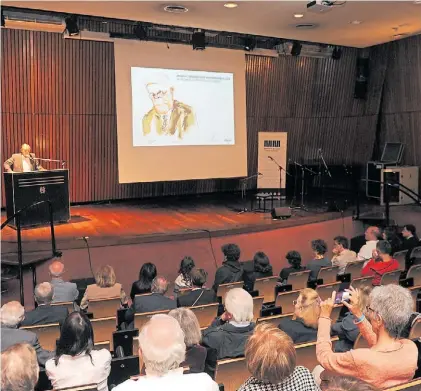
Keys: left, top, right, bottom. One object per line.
{"left": 238, "top": 324, "right": 319, "bottom": 391}
{"left": 331, "top": 286, "right": 372, "bottom": 352}
{"left": 307, "top": 239, "right": 330, "bottom": 281}
{"left": 46, "top": 312, "right": 111, "bottom": 391}
{"left": 279, "top": 250, "right": 306, "bottom": 284}
{"left": 320, "top": 373, "right": 379, "bottom": 391}
{"left": 1, "top": 343, "right": 39, "bottom": 391}
{"left": 0, "top": 301, "right": 53, "bottom": 366}
{"left": 174, "top": 256, "right": 195, "bottom": 294}
{"left": 382, "top": 226, "right": 402, "bottom": 255}
{"left": 130, "top": 262, "right": 157, "bottom": 301}
{"left": 316, "top": 285, "right": 417, "bottom": 389}
{"left": 242, "top": 251, "right": 273, "bottom": 291}
{"left": 49, "top": 260, "right": 79, "bottom": 303}
{"left": 20, "top": 282, "right": 68, "bottom": 327}
{"left": 80, "top": 265, "right": 128, "bottom": 310}
{"left": 402, "top": 224, "right": 420, "bottom": 269}
{"left": 114, "top": 314, "right": 218, "bottom": 391}
{"left": 278, "top": 288, "right": 320, "bottom": 343}
{"left": 361, "top": 240, "right": 399, "bottom": 286}
{"left": 331, "top": 236, "right": 357, "bottom": 275}
{"left": 212, "top": 243, "right": 243, "bottom": 292}
{"left": 202, "top": 288, "right": 255, "bottom": 377}
{"left": 177, "top": 268, "right": 217, "bottom": 307}
{"left": 169, "top": 308, "right": 207, "bottom": 373}
{"left": 357, "top": 226, "right": 381, "bottom": 262}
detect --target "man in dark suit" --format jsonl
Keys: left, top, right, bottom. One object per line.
{"left": 0, "top": 301, "right": 53, "bottom": 366}
{"left": 177, "top": 268, "right": 217, "bottom": 307}
{"left": 3, "top": 143, "right": 44, "bottom": 172}
{"left": 402, "top": 224, "right": 420, "bottom": 269}
{"left": 20, "top": 282, "right": 68, "bottom": 327}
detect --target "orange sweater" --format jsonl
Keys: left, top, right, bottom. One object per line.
{"left": 317, "top": 317, "right": 417, "bottom": 389}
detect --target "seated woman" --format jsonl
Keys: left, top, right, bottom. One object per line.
{"left": 130, "top": 262, "right": 157, "bottom": 301}
{"left": 316, "top": 284, "right": 417, "bottom": 389}
{"left": 382, "top": 226, "right": 402, "bottom": 255}
{"left": 80, "top": 265, "right": 128, "bottom": 310}
{"left": 238, "top": 324, "right": 319, "bottom": 391}
{"left": 174, "top": 256, "right": 195, "bottom": 294}
{"left": 46, "top": 312, "right": 111, "bottom": 391}
{"left": 169, "top": 307, "right": 207, "bottom": 373}
{"left": 243, "top": 251, "right": 273, "bottom": 292}
{"left": 279, "top": 250, "right": 306, "bottom": 284}
{"left": 307, "top": 239, "right": 331, "bottom": 281}
{"left": 331, "top": 286, "right": 372, "bottom": 353}
{"left": 278, "top": 288, "right": 320, "bottom": 343}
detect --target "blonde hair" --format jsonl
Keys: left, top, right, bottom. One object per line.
{"left": 168, "top": 308, "right": 201, "bottom": 347}
{"left": 296, "top": 288, "right": 320, "bottom": 329}
{"left": 245, "top": 324, "right": 296, "bottom": 384}
{"left": 1, "top": 343, "right": 39, "bottom": 391}
{"left": 95, "top": 265, "right": 116, "bottom": 288}
{"left": 225, "top": 288, "right": 253, "bottom": 323}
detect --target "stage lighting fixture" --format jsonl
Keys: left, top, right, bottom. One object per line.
{"left": 244, "top": 37, "right": 256, "bottom": 51}
{"left": 133, "top": 23, "right": 147, "bottom": 40}
{"left": 65, "top": 15, "right": 79, "bottom": 36}
{"left": 332, "top": 46, "right": 342, "bottom": 60}
{"left": 192, "top": 30, "right": 206, "bottom": 50}
{"left": 291, "top": 41, "right": 302, "bottom": 56}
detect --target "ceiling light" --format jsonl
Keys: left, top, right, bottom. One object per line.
{"left": 350, "top": 20, "right": 363, "bottom": 25}
{"left": 294, "top": 13, "right": 304, "bottom": 18}
{"left": 64, "top": 15, "right": 79, "bottom": 36}
{"left": 224, "top": 3, "right": 238, "bottom": 8}
{"left": 163, "top": 5, "right": 188, "bottom": 13}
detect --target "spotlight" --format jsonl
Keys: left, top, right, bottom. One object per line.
{"left": 192, "top": 30, "right": 206, "bottom": 50}
{"left": 291, "top": 41, "right": 302, "bottom": 56}
{"left": 65, "top": 15, "right": 79, "bottom": 36}
{"left": 133, "top": 23, "right": 147, "bottom": 40}
{"left": 332, "top": 46, "right": 342, "bottom": 60}
{"left": 244, "top": 37, "right": 256, "bottom": 51}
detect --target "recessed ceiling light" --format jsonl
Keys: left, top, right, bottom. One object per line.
{"left": 350, "top": 20, "right": 363, "bottom": 25}
{"left": 224, "top": 3, "right": 238, "bottom": 8}
{"left": 294, "top": 13, "right": 304, "bottom": 18}
{"left": 163, "top": 5, "right": 189, "bottom": 13}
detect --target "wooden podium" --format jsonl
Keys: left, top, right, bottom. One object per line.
{"left": 4, "top": 170, "right": 70, "bottom": 228}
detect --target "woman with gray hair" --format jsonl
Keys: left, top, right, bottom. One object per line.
{"left": 316, "top": 285, "right": 417, "bottom": 389}
{"left": 169, "top": 308, "right": 207, "bottom": 373}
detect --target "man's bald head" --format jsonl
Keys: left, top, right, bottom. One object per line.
{"left": 34, "top": 282, "right": 54, "bottom": 305}
{"left": 49, "top": 260, "right": 65, "bottom": 278}
{"left": 365, "top": 226, "right": 381, "bottom": 241}
{"left": 151, "top": 276, "right": 169, "bottom": 295}
{"left": 1, "top": 301, "right": 25, "bottom": 327}
{"left": 138, "top": 314, "right": 185, "bottom": 376}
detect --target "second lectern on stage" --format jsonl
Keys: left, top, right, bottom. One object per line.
{"left": 4, "top": 169, "right": 70, "bottom": 228}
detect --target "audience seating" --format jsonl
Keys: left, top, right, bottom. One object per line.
{"left": 189, "top": 303, "right": 219, "bottom": 328}
{"left": 380, "top": 270, "right": 402, "bottom": 286}
{"left": 51, "top": 301, "right": 76, "bottom": 313}
{"left": 342, "top": 260, "right": 365, "bottom": 280}
{"left": 287, "top": 270, "right": 311, "bottom": 290}
{"left": 134, "top": 293, "right": 153, "bottom": 299}
{"left": 407, "top": 265, "right": 421, "bottom": 286}
{"left": 93, "top": 340, "right": 111, "bottom": 351}
{"left": 215, "top": 357, "right": 248, "bottom": 391}
{"left": 384, "top": 378, "right": 421, "bottom": 391}
{"left": 409, "top": 318, "right": 421, "bottom": 340}
{"left": 253, "top": 276, "right": 279, "bottom": 303}
{"left": 316, "top": 282, "right": 341, "bottom": 301}
{"left": 275, "top": 289, "right": 300, "bottom": 314}
{"left": 56, "top": 386, "right": 97, "bottom": 391}
{"left": 317, "top": 266, "right": 340, "bottom": 285}
{"left": 134, "top": 309, "right": 171, "bottom": 331}
{"left": 113, "top": 329, "right": 139, "bottom": 356}
{"left": 217, "top": 281, "right": 244, "bottom": 304}
{"left": 90, "top": 316, "right": 117, "bottom": 344}
{"left": 353, "top": 333, "right": 369, "bottom": 349}
{"left": 36, "top": 369, "right": 51, "bottom": 391}
{"left": 178, "top": 288, "right": 193, "bottom": 296}
{"left": 256, "top": 313, "right": 293, "bottom": 327}
{"left": 409, "top": 285, "right": 421, "bottom": 311}
{"left": 108, "top": 356, "right": 140, "bottom": 389}
{"left": 89, "top": 297, "right": 121, "bottom": 319}
{"left": 351, "top": 276, "right": 374, "bottom": 290}
{"left": 394, "top": 250, "right": 409, "bottom": 271}
{"left": 295, "top": 337, "right": 339, "bottom": 371}
{"left": 410, "top": 246, "right": 421, "bottom": 264}
{"left": 21, "top": 323, "right": 60, "bottom": 351}
{"left": 252, "top": 296, "right": 264, "bottom": 321}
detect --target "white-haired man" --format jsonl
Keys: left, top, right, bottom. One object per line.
{"left": 3, "top": 143, "right": 44, "bottom": 172}
{"left": 114, "top": 314, "right": 218, "bottom": 390}
{"left": 0, "top": 301, "right": 53, "bottom": 366}
{"left": 202, "top": 288, "right": 255, "bottom": 377}
{"left": 49, "top": 259, "right": 79, "bottom": 303}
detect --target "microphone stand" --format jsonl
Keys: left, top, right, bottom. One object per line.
{"left": 318, "top": 149, "right": 332, "bottom": 207}
{"left": 290, "top": 161, "right": 317, "bottom": 211}
{"left": 268, "top": 156, "right": 291, "bottom": 200}
{"left": 238, "top": 173, "right": 262, "bottom": 214}
{"left": 32, "top": 157, "right": 67, "bottom": 168}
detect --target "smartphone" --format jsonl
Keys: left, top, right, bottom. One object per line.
{"left": 335, "top": 291, "right": 350, "bottom": 304}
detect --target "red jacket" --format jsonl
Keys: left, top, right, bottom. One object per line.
{"left": 361, "top": 258, "right": 399, "bottom": 285}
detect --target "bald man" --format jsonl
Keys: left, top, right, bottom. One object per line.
{"left": 20, "top": 282, "right": 68, "bottom": 327}
{"left": 357, "top": 226, "right": 382, "bottom": 265}
{"left": 3, "top": 144, "right": 44, "bottom": 173}
{"left": 49, "top": 260, "right": 79, "bottom": 303}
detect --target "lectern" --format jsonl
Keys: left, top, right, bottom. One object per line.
{"left": 4, "top": 170, "right": 70, "bottom": 228}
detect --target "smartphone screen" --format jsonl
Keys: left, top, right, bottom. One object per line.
{"left": 335, "top": 291, "right": 350, "bottom": 304}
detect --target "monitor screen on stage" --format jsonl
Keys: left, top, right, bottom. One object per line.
{"left": 114, "top": 40, "right": 247, "bottom": 184}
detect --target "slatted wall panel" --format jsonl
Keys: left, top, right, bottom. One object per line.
{"left": 1, "top": 28, "right": 385, "bottom": 204}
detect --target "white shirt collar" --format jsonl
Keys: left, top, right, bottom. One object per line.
{"left": 229, "top": 320, "right": 251, "bottom": 327}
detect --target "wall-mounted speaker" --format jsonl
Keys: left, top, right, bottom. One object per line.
{"left": 354, "top": 57, "right": 369, "bottom": 99}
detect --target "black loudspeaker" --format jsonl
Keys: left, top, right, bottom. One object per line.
{"left": 271, "top": 207, "right": 292, "bottom": 220}
{"left": 354, "top": 57, "right": 369, "bottom": 99}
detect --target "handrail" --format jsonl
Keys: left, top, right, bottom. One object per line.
{"left": 1, "top": 200, "right": 52, "bottom": 230}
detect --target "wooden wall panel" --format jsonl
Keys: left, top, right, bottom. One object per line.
{"left": 1, "top": 28, "right": 386, "bottom": 204}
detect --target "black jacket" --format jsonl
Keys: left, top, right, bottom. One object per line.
{"left": 403, "top": 236, "right": 420, "bottom": 269}
{"left": 242, "top": 260, "right": 273, "bottom": 292}
{"left": 307, "top": 257, "right": 331, "bottom": 281}
{"left": 20, "top": 304, "right": 68, "bottom": 327}
{"left": 129, "top": 282, "right": 151, "bottom": 302}
{"left": 177, "top": 288, "right": 217, "bottom": 307}
{"left": 212, "top": 260, "right": 244, "bottom": 292}
{"left": 183, "top": 344, "right": 207, "bottom": 374}
{"left": 278, "top": 317, "right": 318, "bottom": 344}
{"left": 279, "top": 266, "right": 307, "bottom": 283}
{"left": 125, "top": 293, "right": 176, "bottom": 323}
{"left": 331, "top": 312, "right": 359, "bottom": 353}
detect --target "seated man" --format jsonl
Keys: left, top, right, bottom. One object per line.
{"left": 361, "top": 240, "right": 399, "bottom": 286}
{"left": 177, "top": 269, "right": 217, "bottom": 307}
{"left": 212, "top": 243, "right": 243, "bottom": 292}
{"left": 357, "top": 226, "right": 381, "bottom": 263}
{"left": 125, "top": 276, "right": 176, "bottom": 325}
{"left": 113, "top": 314, "right": 218, "bottom": 391}
{"left": 20, "top": 282, "right": 68, "bottom": 327}
{"left": 402, "top": 224, "right": 420, "bottom": 269}
{"left": 0, "top": 301, "right": 53, "bottom": 366}
{"left": 202, "top": 288, "right": 255, "bottom": 378}
{"left": 49, "top": 259, "right": 79, "bottom": 303}
{"left": 331, "top": 236, "right": 357, "bottom": 275}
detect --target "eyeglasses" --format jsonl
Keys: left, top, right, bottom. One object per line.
{"left": 149, "top": 90, "right": 170, "bottom": 99}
